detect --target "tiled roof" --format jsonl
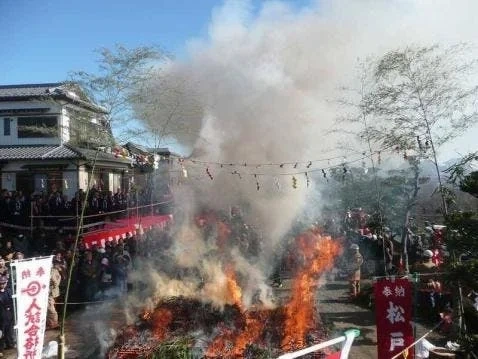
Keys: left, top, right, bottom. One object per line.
{"left": 0, "top": 83, "right": 63, "bottom": 98}
{"left": 0, "top": 83, "right": 108, "bottom": 114}
{"left": 0, "top": 145, "right": 131, "bottom": 164}
{"left": 125, "top": 141, "right": 150, "bottom": 154}
{"left": 43, "top": 145, "right": 81, "bottom": 159}
{"left": 0, "top": 145, "right": 79, "bottom": 160}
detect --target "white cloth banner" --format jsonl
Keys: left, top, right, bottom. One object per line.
{"left": 12, "top": 256, "right": 53, "bottom": 359}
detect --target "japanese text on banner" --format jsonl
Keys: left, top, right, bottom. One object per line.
{"left": 374, "top": 277, "right": 414, "bottom": 359}
{"left": 12, "top": 256, "right": 53, "bottom": 359}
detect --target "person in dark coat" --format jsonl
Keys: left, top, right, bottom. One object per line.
{"left": 12, "top": 233, "right": 30, "bottom": 258}
{"left": 0, "top": 276, "right": 15, "bottom": 350}
{"left": 0, "top": 240, "right": 15, "bottom": 262}
{"left": 78, "top": 251, "right": 99, "bottom": 301}
{"left": 112, "top": 247, "right": 130, "bottom": 295}
{"left": 9, "top": 193, "right": 23, "bottom": 226}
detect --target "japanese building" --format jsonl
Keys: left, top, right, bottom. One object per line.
{"left": 0, "top": 82, "right": 132, "bottom": 200}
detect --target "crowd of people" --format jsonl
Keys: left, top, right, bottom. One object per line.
{"left": 337, "top": 208, "right": 459, "bottom": 338}
{"left": 0, "top": 186, "right": 169, "bottom": 227}
{"left": 0, "top": 179, "right": 178, "bottom": 355}
{"left": 0, "top": 198, "right": 472, "bottom": 356}
{"left": 0, "top": 202, "right": 173, "bottom": 357}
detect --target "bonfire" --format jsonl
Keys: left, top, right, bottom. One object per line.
{"left": 107, "top": 213, "right": 341, "bottom": 359}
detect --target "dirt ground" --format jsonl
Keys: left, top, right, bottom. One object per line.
{"left": 316, "top": 278, "right": 450, "bottom": 359}
{"left": 317, "top": 280, "right": 379, "bottom": 358}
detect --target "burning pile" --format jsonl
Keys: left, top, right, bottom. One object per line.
{"left": 107, "top": 214, "right": 342, "bottom": 359}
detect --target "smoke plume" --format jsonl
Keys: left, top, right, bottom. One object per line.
{"left": 131, "top": 0, "right": 478, "bottom": 304}
{"left": 98, "top": 2, "right": 478, "bottom": 353}
{"left": 137, "top": 0, "right": 478, "bottom": 236}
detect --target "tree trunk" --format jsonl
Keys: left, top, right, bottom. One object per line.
{"left": 401, "top": 159, "right": 421, "bottom": 274}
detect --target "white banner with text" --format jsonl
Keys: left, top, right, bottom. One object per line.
{"left": 12, "top": 256, "right": 53, "bottom": 359}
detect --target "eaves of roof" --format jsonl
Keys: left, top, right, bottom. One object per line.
{"left": 0, "top": 145, "right": 131, "bottom": 165}
{"left": 0, "top": 83, "right": 63, "bottom": 97}
{"left": 0, "top": 145, "right": 81, "bottom": 161}
{"left": 0, "top": 83, "right": 107, "bottom": 114}
{"left": 124, "top": 142, "right": 150, "bottom": 155}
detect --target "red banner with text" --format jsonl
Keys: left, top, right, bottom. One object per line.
{"left": 374, "top": 277, "right": 414, "bottom": 359}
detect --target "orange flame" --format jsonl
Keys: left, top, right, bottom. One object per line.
{"left": 205, "top": 311, "right": 268, "bottom": 358}
{"left": 205, "top": 265, "right": 269, "bottom": 357}
{"left": 231, "top": 310, "right": 268, "bottom": 356}
{"left": 206, "top": 228, "right": 342, "bottom": 357}
{"left": 142, "top": 223, "right": 341, "bottom": 358}
{"left": 225, "top": 264, "right": 242, "bottom": 307}
{"left": 205, "top": 324, "right": 236, "bottom": 358}
{"left": 281, "top": 228, "right": 341, "bottom": 351}
{"left": 151, "top": 307, "right": 173, "bottom": 340}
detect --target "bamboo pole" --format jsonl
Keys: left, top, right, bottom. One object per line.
{"left": 58, "top": 149, "right": 100, "bottom": 359}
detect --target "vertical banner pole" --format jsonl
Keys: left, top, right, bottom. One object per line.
{"left": 10, "top": 262, "right": 18, "bottom": 357}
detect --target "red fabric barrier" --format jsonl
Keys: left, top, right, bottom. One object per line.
{"left": 83, "top": 214, "right": 173, "bottom": 249}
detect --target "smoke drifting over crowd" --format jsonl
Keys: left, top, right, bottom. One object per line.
{"left": 99, "top": 1, "right": 478, "bottom": 356}
{"left": 136, "top": 0, "right": 478, "bottom": 245}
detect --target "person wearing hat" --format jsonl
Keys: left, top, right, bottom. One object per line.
{"left": 0, "top": 275, "right": 15, "bottom": 350}
{"left": 413, "top": 249, "right": 437, "bottom": 273}
{"left": 414, "top": 249, "right": 440, "bottom": 292}
{"left": 348, "top": 243, "right": 364, "bottom": 298}
{"left": 413, "top": 249, "right": 442, "bottom": 318}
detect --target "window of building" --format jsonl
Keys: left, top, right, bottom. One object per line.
{"left": 3, "top": 118, "right": 11, "bottom": 136}
{"left": 17, "top": 116, "right": 57, "bottom": 138}
{"left": 34, "top": 174, "right": 48, "bottom": 192}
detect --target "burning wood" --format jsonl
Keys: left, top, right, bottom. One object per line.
{"left": 107, "top": 219, "right": 341, "bottom": 358}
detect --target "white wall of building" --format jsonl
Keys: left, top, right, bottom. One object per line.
{"left": 60, "top": 107, "right": 70, "bottom": 144}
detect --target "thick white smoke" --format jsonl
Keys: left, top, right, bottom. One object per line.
{"left": 94, "top": 4, "right": 478, "bottom": 354}
{"left": 132, "top": 0, "right": 478, "bottom": 304}
{"left": 138, "top": 0, "right": 478, "bottom": 231}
